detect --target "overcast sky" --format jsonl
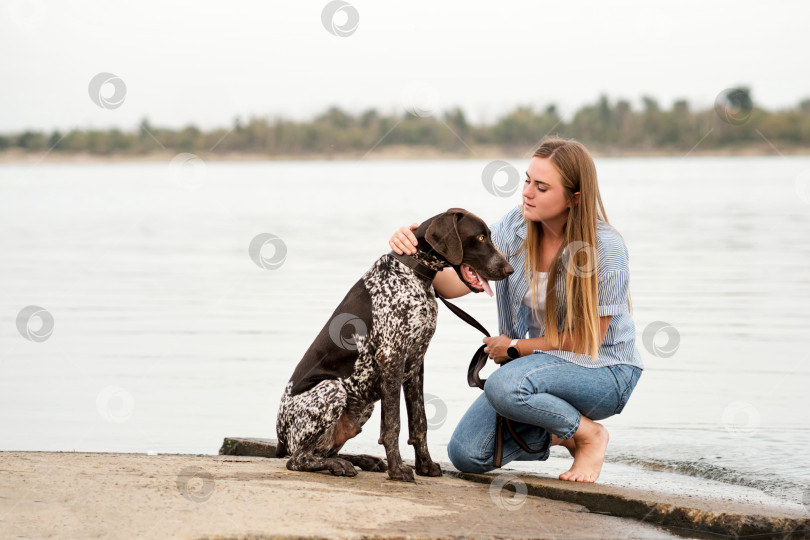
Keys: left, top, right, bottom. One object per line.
{"left": 1, "top": 0, "right": 808, "bottom": 133}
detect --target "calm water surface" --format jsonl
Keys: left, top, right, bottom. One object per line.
{"left": 1, "top": 156, "right": 808, "bottom": 505}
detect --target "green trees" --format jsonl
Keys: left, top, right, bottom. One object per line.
{"left": 3, "top": 92, "right": 809, "bottom": 157}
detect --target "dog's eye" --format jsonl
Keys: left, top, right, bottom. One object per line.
{"left": 477, "top": 235, "right": 485, "bottom": 242}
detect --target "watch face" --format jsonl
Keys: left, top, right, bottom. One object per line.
{"left": 507, "top": 346, "right": 519, "bottom": 359}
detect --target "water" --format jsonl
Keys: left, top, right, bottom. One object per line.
{"left": 1, "top": 156, "right": 809, "bottom": 508}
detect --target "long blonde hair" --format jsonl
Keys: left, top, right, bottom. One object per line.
{"left": 520, "top": 137, "right": 618, "bottom": 360}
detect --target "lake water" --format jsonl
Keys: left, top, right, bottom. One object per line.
{"left": 1, "top": 156, "right": 809, "bottom": 508}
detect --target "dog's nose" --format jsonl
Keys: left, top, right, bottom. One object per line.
{"left": 504, "top": 263, "right": 514, "bottom": 276}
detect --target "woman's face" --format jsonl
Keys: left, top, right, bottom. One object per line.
{"left": 522, "top": 157, "right": 577, "bottom": 227}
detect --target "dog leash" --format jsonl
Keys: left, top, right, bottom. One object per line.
{"left": 431, "top": 293, "right": 490, "bottom": 388}
{"left": 432, "top": 289, "right": 549, "bottom": 468}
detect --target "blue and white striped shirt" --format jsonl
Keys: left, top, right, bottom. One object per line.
{"left": 490, "top": 206, "right": 644, "bottom": 369}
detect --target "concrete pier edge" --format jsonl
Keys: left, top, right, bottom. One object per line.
{"left": 219, "top": 437, "right": 810, "bottom": 539}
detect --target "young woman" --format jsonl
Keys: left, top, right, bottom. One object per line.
{"left": 389, "top": 137, "right": 643, "bottom": 483}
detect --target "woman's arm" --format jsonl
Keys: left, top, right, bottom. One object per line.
{"left": 389, "top": 223, "right": 472, "bottom": 299}
{"left": 484, "top": 316, "right": 613, "bottom": 363}
{"left": 433, "top": 267, "right": 472, "bottom": 299}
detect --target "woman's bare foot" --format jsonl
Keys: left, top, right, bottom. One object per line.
{"left": 559, "top": 416, "right": 609, "bottom": 483}
{"left": 549, "top": 434, "right": 576, "bottom": 458}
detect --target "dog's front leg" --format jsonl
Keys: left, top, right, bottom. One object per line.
{"left": 404, "top": 362, "right": 442, "bottom": 477}
{"left": 375, "top": 347, "right": 413, "bottom": 482}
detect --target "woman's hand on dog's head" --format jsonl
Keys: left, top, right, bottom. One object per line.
{"left": 390, "top": 223, "right": 419, "bottom": 255}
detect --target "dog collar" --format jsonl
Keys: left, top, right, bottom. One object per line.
{"left": 389, "top": 251, "right": 438, "bottom": 282}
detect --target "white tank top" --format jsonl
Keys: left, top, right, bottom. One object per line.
{"left": 523, "top": 272, "right": 549, "bottom": 338}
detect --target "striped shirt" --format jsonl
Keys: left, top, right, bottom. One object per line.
{"left": 490, "top": 205, "right": 644, "bottom": 369}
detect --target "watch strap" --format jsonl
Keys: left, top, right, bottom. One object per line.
{"left": 507, "top": 339, "right": 520, "bottom": 359}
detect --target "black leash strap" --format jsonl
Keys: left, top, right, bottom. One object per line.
{"left": 435, "top": 293, "right": 490, "bottom": 337}
{"left": 434, "top": 293, "right": 492, "bottom": 390}
{"left": 433, "top": 288, "right": 548, "bottom": 467}
{"left": 389, "top": 251, "right": 437, "bottom": 282}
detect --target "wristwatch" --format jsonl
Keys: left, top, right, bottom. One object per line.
{"left": 507, "top": 339, "right": 521, "bottom": 359}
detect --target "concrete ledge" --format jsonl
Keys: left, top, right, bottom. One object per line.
{"left": 222, "top": 437, "right": 810, "bottom": 539}
{"left": 219, "top": 437, "right": 279, "bottom": 458}
{"left": 448, "top": 470, "right": 809, "bottom": 539}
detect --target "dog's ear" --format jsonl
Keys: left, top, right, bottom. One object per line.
{"left": 425, "top": 210, "right": 463, "bottom": 265}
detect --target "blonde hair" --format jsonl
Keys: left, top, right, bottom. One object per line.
{"left": 519, "top": 137, "right": 625, "bottom": 360}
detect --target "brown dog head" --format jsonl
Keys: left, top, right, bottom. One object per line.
{"left": 416, "top": 208, "right": 513, "bottom": 295}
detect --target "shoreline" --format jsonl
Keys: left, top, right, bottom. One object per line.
{"left": 2, "top": 144, "right": 810, "bottom": 164}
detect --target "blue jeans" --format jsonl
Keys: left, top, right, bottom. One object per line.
{"left": 447, "top": 352, "right": 642, "bottom": 473}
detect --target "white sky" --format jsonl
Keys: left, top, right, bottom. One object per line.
{"left": 1, "top": 0, "right": 808, "bottom": 133}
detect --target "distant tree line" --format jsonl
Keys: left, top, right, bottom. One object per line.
{"left": 3, "top": 88, "right": 810, "bottom": 156}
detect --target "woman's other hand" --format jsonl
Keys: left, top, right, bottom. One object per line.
{"left": 483, "top": 335, "right": 513, "bottom": 364}
{"left": 389, "top": 223, "right": 419, "bottom": 255}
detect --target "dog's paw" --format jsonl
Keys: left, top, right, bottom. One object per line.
{"left": 327, "top": 458, "right": 357, "bottom": 477}
{"left": 387, "top": 463, "right": 415, "bottom": 482}
{"left": 416, "top": 460, "right": 442, "bottom": 477}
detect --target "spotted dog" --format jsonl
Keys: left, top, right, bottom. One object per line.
{"left": 275, "top": 208, "right": 513, "bottom": 481}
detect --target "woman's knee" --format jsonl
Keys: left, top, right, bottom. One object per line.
{"left": 483, "top": 366, "right": 520, "bottom": 414}
{"left": 447, "top": 434, "right": 495, "bottom": 474}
